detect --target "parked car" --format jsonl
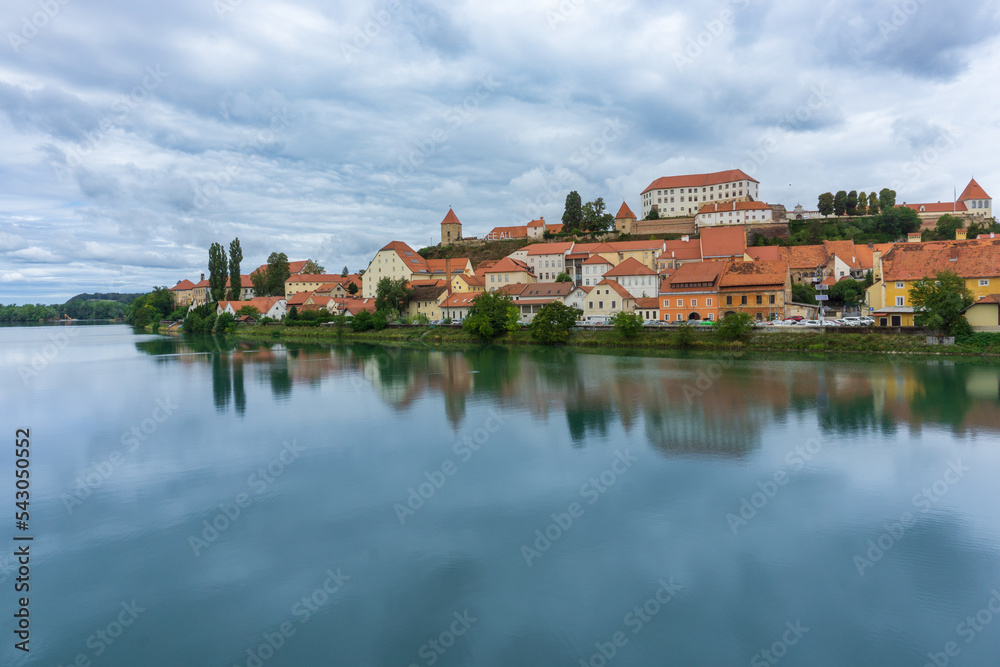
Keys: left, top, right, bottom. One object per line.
{"left": 802, "top": 319, "right": 822, "bottom": 326}
{"left": 788, "top": 315, "right": 804, "bottom": 321}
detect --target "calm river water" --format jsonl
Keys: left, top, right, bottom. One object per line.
{"left": 3, "top": 324, "right": 1000, "bottom": 666}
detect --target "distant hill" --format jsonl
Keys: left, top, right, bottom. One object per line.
{"left": 65, "top": 292, "right": 144, "bottom": 305}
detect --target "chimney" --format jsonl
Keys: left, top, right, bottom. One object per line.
{"left": 201, "top": 273, "right": 205, "bottom": 281}
{"left": 682, "top": 235, "right": 689, "bottom": 242}
{"left": 868, "top": 242, "right": 873, "bottom": 249}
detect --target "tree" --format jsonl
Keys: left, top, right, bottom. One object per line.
{"left": 463, "top": 291, "right": 519, "bottom": 341}
{"left": 214, "top": 311, "right": 236, "bottom": 334}
{"left": 966, "top": 217, "right": 1000, "bottom": 239}
{"left": 581, "top": 197, "right": 614, "bottom": 233}
{"left": 806, "top": 219, "right": 823, "bottom": 245}
{"left": 208, "top": 243, "right": 228, "bottom": 303}
{"left": 228, "top": 237, "right": 243, "bottom": 301}
{"left": 347, "top": 282, "right": 359, "bottom": 295}
{"left": 833, "top": 190, "right": 848, "bottom": 216}
{"left": 251, "top": 270, "right": 268, "bottom": 298}
{"left": 236, "top": 305, "right": 260, "bottom": 319}
{"left": 927, "top": 214, "right": 964, "bottom": 241}
{"left": 374, "top": 277, "right": 413, "bottom": 316}
{"left": 876, "top": 206, "right": 920, "bottom": 238}
{"left": 528, "top": 302, "right": 581, "bottom": 344}
{"left": 864, "top": 269, "right": 874, "bottom": 287}
{"left": 644, "top": 207, "right": 660, "bottom": 220}
{"left": 716, "top": 311, "right": 754, "bottom": 342}
{"left": 792, "top": 283, "right": 817, "bottom": 305}
{"left": 909, "top": 270, "right": 975, "bottom": 335}
{"left": 555, "top": 272, "right": 572, "bottom": 282}
{"left": 266, "top": 252, "right": 291, "bottom": 296}
{"left": 562, "top": 191, "right": 583, "bottom": 233}
{"left": 611, "top": 311, "right": 642, "bottom": 338}
{"left": 878, "top": 188, "right": 896, "bottom": 211}
{"left": 302, "top": 259, "right": 325, "bottom": 274}
{"left": 868, "top": 192, "right": 880, "bottom": 215}
{"left": 827, "top": 279, "right": 866, "bottom": 307}
{"left": 846, "top": 190, "right": 858, "bottom": 216}
{"left": 857, "top": 191, "right": 868, "bottom": 216}
{"left": 341, "top": 266, "right": 349, "bottom": 277}
{"left": 818, "top": 192, "right": 834, "bottom": 216}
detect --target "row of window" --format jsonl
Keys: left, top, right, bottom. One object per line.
{"left": 588, "top": 301, "right": 617, "bottom": 309}
{"left": 644, "top": 182, "right": 753, "bottom": 199}
{"left": 663, "top": 298, "right": 714, "bottom": 307}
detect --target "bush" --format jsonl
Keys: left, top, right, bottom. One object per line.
{"left": 214, "top": 312, "right": 236, "bottom": 334}
{"left": 611, "top": 311, "right": 642, "bottom": 338}
{"left": 168, "top": 307, "right": 188, "bottom": 321}
{"left": 409, "top": 312, "right": 430, "bottom": 325}
{"left": 183, "top": 312, "right": 203, "bottom": 334}
{"left": 716, "top": 312, "right": 754, "bottom": 342}
{"left": 676, "top": 322, "right": 695, "bottom": 348}
{"left": 463, "top": 292, "right": 519, "bottom": 341}
{"left": 529, "top": 302, "right": 582, "bottom": 344}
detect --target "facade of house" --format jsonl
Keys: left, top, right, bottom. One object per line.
{"left": 580, "top": 254, "right": 612, "bottom": 287}
{"left": 641, "top": 169, "right": 760, "bottom": 219}
{"left": 659, "top": 261, "right": 724, "bottom": 322}
{"left": 900, "top": 178, "right": 992, "bottom": 223}
{"left": 217, "top": 297, "right": 287, "bottom": 320}
{"left": 695, "top": 201, "right": 773, "bottom": 229}
{"left": 963, "top": 295, "right": 1000, "bottom": 330}
{"left": 362, "top": 241, "right": 472, "bottom": 298}
{"left": 170, "top": 279, "right": 197, "bottom": 307}
{"left": 634, "top": 297, "right": 661, "bottom": 321}
{"left": 440, "top": 292, "right": 479, "bottom": 320}
{"left": 564, "top": 285, "right": 592, "bottom": 316}
{"left": 450, "top": 273, "right": 485, "bottom": 293}
{"left": 406, "top": 284, "right": 450, "bottom": 321}
{"left": 513, "top": 282, "right": 576, "bottom": 322}
{"left": 867, "top": 238, "right": 1000, "bottom": 326}
{"left": 699, "top": 226, "right": 748, "bottom": 262}
{"left": 582, "top": 279, "right": 635, "bottom": 320}
{"left": 484, "top": 257, "right": 535, "bottom": 289}
{"left": 524, "top": 242, "right": 574, "bottom": 281}
{"left": 718, "top": 260, "right": 792, "bottom": 321}
{"left": 657, "top": 237, "right": 702, "bottom": 270}
{"left": 603, "top": 257, "right": 659, "bottom": 298}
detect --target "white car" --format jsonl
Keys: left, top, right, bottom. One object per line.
{"left": 802, "top": 319, "right": 822, "bottom": 326}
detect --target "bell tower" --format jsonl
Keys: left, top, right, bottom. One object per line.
{"left": 440, "top": 208, "right": 463, "bottom": 245}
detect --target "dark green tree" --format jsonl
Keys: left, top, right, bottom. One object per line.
{"left": 876, "top": 206, "right": 920, "bottom": 238}
{"left": 347, "top": 282, "right": 359, "bottom": 295}
{"left": 374, "top": 277, "right": 413, "bottom": 316}
{"left": 716, "top": 311, "right": 754, "bottom": 342}
{"left": 265, "top": 252, "right": 291, "bottom": 296}
{"left": 878, "top": 188, "right": 896, "bottom": 211}
{"left": 926, "top": 214, "right": 964, "bottom": 241}
{"left": 228, "top": 237, "right": 243, "bottom": 301}
{"left": 528, "top": 302, "right": 581, "bottom": 344}
{"left": 818, "top": 192, "right": 834, "bottom": 216}
{"left": 857, "top": 191, "right": 868, "bottom": 216}
{"left": 833, "top": 190, "right": 848, "bottom": 216}
{"left": 792, "top": 283, "right": 817, "bottom": 304}
{"left": 611, "top": 311, "right": 642, "bottom": 338}
{"left": 208, "top": 243, "right": 228, "bottom": 303}
{"left": 562, "top": 191, "right": 583, "bottom": 233}
{"left": 555, "top": 272, "right": 572, "bottom": 282}
{"left": 909, "top": 270, "right": 975, "bottom": 335}
{"left": 463, "top": 291, "right": 519, "bottom": 341}
{"left": 827, "top": 279, "right": 866, "bottom": 307}
{"left": 868, "top": 192, "right": 880, "bottom": 215}
{"left": 846, "top": 190, "right": 858, "bottom": 216}
{"left": 341, "top": 266, "right": 350, "bottom": 277}
{"left": 806, "top": 219, "right": 823, "bottom": 245}
{"left": 302, "top": 259, "right": 325, "bottom": 274}
{"left": 644, "top": 207, "right": 660, "bottom": 220}
{"left": 581, "top": 197, "right": 614, "bottom": 232}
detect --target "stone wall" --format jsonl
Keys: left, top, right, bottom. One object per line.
{"left": 633, "top": 217, "right": 696, "bottom": 235}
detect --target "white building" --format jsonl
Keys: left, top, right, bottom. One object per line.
{"left": 641, "top": 169, "right": 760, "bottom": 218}
{"left": 695, "top": 201, "right": 773, "bottom": 229}
{"left": 602, "top": 257, "right": 659, "bottom": 298}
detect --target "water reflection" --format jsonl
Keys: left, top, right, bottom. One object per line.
{"left": 135, "top": 337, "right": 1000, "bottom": 449}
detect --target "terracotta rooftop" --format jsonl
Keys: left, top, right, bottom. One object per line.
{"left": 720, "top": 260, "right": 788, "bottom": 288}
{"left": 635, "top": 297, "right": 659, "bottom": 309}
{"left": 286, "top": 292, "right": 311, "bottom": 306}
{"left": 780, "top": 245, "right": 829, "bottom": 269}
{"left": 526, "top": 242, "right": 574, "bottom": 256}
{"left": 901, "top": 201, "right": 968, "bottom": 213}
{"left": 518, "top": 282, "right": 576, "bottom": 298}
{"left": 287, "top": 274, "right": 341, "bottom": 283}
{"left": 959, "top": 178, "right": 991, "bottom": 201}
{"left": 697, "top": 201, "right": 772, "bottom": 214}
{"left": 410, "top": 284, "right": 449, "bottom": 301}
{"left": 440, "top": 293, "right": 478, "bottom": 308}
{"left": 745, "top": 246, "right": 781, "bottom": 262}
{"left": 658, "top": 238, "right": 702, "bottom": 261}
{"left": 643, "top": 169, "right": 758, "bottom": 194}
{"left": 484, "top": 257, "right": 534, "bottom": 275}
{"left": 171, "top": 279, "right": 196, "bottom": 291}
{"left": 603, "top": 257, "right": 657, "bottom": 277}
{"left": 616, "top": 201, "right": 636, "bottom": 219}
{"left": 664, "top": 261, "right": 725, "bottom": 290}
{"left": 700, "top": 226, "right": 747, "bottom": 258}
{"left": 595, "top": 279, "right": 634, "bottom": 300}
{"left": 881, "top": 239, "right": 1000, "bottom": 281}
{"left": 583, "top": 254, "right": 612, "bottom": 265}
{"left": 440, "top": 208, "right": 461, "bottom": 225}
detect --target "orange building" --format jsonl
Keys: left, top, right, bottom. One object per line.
{"left": 659, "top": 261, "right": 725, "bottom": 322}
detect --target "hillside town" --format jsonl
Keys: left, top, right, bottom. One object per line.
{"left": 167, "top": 169, "right": 1000, "bottom": 330}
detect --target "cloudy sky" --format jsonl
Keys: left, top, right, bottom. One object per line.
{"left": 1, "top": 0, "right": 998, "bottom": 303}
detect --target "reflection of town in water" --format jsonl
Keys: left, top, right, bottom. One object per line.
{"left": 136, "top": 337, "right": 1000, "bottom": 453}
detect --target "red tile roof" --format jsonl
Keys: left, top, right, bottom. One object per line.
{"left": 440, "top": 293, "right": 478, "bottom": 308}
{"left": 595, "top": 279, "right": 634, "bottom": 300}
{"left": 454, "top": 274, "right": 485, "bottom": 287}
{"left": 780, "top": 245, "right": 829, "bottom": 269}
{"left": 526, "top": 242, "right": 574, "bottom": 256}
{"left": 287, "top": 274, "right": 341, "bottom": 283}
{"left": 658, "top": 239, "right": 702, "bottom": 261}
{"left": 902, "top": 201, "right": 968, "bottom": 213}
{"left": 663, "top": 261, "right": 725, "bottom": 291}
{"left": 720, "top": 260, "right": 788, "bottom": 288}
{"left": 484, "top": 257, "right": 533, "bottom": 275}
{"left": 583, "top": 254, "right": 612, "bottom": 265}
{"left": 823, "top": 240, "right": 861, "bottom": 269}
{"left": 642, "top": 169, "right": 758, "bottom": 194}
{"left": 616, "top": 202, "right": 636, "bottom": 219}
{"left": 603, "top": 257, "right": 656, "bottom": 277}
{"left": 881, "top": 239, "right": 1000, "bottom": 281}
{"left": 700, "top": 226, "right": 746, "bottom": 258}
{"left": 634, "top": 297, "right": 659, "bottom": 309}
{"left": 518, "top": 282, "right": 576, "bottom": 299}
{"left": 499, "top": 283, "right": 528, "bottom": 297}
{"left": 171, "top": 279, "right": 196, "bottom": 291}
{"left": 526, "top": 218, "right": 545, "bottom": 228}
{"left": 959, "top": 178, "right": 991, "bottom": 201}
{"left": 440, "top": 208, "right": 461, "bottom": 225}
{"left": 286, "top": 291, "right": 311, "bottom": 306}
{"left": 745, "top": 246, "right": 781, "bottom": 262}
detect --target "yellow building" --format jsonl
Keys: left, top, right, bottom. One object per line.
{"left": 450, "top": 273, "right": 485, "bottom": 293}
{"left": 362, "top": 241, "right": 472, "bottom": 298}
{"left": 868, "top": 238, "right": 1000, "bottom": 326}
{"left": 582, "top": 279, "right": 635, "bottom": 320}
{"left": 406, "top": 284, "right": 450, "bottom": 321}
{"left": 483, "top": 257, "right": 535, "bottom": 290}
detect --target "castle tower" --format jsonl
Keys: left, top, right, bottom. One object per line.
{"left": 440, "top": 208, "right": 463, "bottom": 245}
{"left": 615, "top": 201, "right": 637, "bottom": 234}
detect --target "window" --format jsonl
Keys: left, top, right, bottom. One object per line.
{"left": 980, "top": 279, "right": 990, "bottom": 286}
{"left": 599, "top": 301, "right": 604, "bottom": 309}
{"left": 677, "top": 299, "right": 683, "bottom": 307}
{"left": 741, "top": 296, "right": 748, "bottom": 305}
{"left": 690, "top": 299, "right": 697, "bottom": 307}
{"left": 896, "top": 296, "right": 904, "bottom": 306}
{"left": 756, "top": 295, "right": 762, "bottom": 305}
{"left": 895, "top": 281, "right": 904, "bottom": 288}
{"left": 676, "top": 313, "right": 683, "bottom": 321}
{"left": 726, "top": 296, "right": 733, "bottom": 306}
{"left": 588, "top": 301, "right": 593, "bottom": 309}
{"left": 707, "top": 298, "right": 713, "bottom": 306}
{"left": 769, "top": 295, "right": 775, "bottom": 304}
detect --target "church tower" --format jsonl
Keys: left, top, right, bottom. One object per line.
{"left": 440, "top": 208, "right": 463, "bottom": 245}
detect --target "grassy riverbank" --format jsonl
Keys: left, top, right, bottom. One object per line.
{"left": 227, "top": 324, "right": 1000, "bottom": 358}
